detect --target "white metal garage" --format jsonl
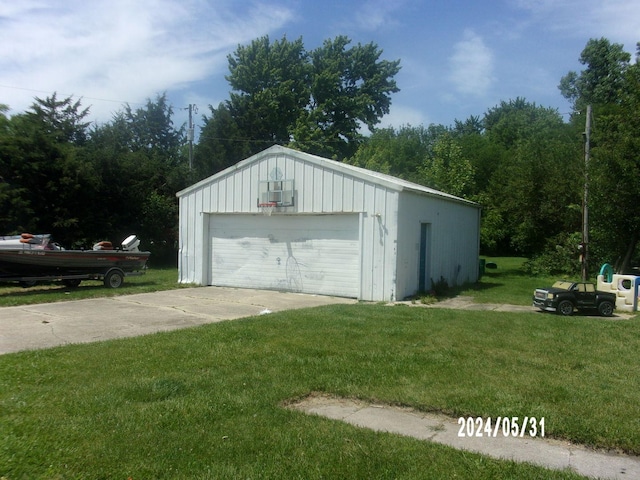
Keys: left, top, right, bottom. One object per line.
{"left": 209, "top": 214, "right": 360, "bottom": 297}
{"left": 177, "top": 145, "right": 481, "bottom": 302}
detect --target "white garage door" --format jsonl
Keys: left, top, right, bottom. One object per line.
{"left": 209, "top": 214, "right": 360, "bottom": 298}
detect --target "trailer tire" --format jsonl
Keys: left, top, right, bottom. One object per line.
{"left": 104, "top": 269, "right": 124, "bottom": 289}
{"left": 63, "top": 279, "right": 81, "bottom": 288}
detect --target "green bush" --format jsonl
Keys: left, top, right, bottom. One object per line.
{"left": 522, "top": 232, "right": 582, "bottom": 276}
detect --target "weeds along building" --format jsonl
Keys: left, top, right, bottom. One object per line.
{"left": 177, "top": 145, "right": 481, "bottom": 302}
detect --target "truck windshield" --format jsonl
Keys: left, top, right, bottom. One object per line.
{"left": 552, "top": 281, "right": 574, "bottom": 290}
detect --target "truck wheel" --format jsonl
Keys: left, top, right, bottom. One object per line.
{"left": 63, "top": 279, "right": 81, "bottom": 288}
{"left": 557, "top": 300, "right": 574, "bottom": 316}
{"left": 598, "top": 301, "right": 614, "bottom": 317}
{"left": 104, "top": 270, "right": 124, "bottom": 289}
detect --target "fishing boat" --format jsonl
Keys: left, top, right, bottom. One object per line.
{"left": 0, "top": 233, "right": 150, "bottom": 288}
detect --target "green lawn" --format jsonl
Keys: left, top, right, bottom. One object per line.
{"left": 2, "top": 303, "right": 639, "bottom": 479}
{"left": 1, "top": 257, "right": 638, "bottom": 478}
{"left": 458, "top": 256, "right": 558, "bottom": 305}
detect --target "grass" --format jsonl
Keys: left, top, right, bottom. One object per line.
{"left": 1, "top": 257, "right": 637, "bottom": 478}
{"left": 456, "top": 256, "right": 558, "bottom": 305}
{"left": 0, "top": 266, "right": 190, "bottom": 306}
{"left": 1, "top": 303, "right": 639, "bottom": 479}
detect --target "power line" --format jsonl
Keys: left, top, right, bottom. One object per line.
{"left": 0, "top": 83, "right": 146, "bottom": 106}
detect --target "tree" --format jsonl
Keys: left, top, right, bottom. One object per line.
{"left": 194, "top": 102, "right": 252, "bottom": 179}
{"left": 26, "top": 92, "right": 91, "bottom": 145}
{"left": 585, "top": 43, "right": 640, "bottom": 272}
{"left": 86, "top": 94, "right": 189, "bottom": 262}
{"left": 292, "top": 36, "right": 401, "bottom": 159}
{"left": 227, "top": 36, "right": 310, "bottom": 147}
{"left": 419, "top": 133, "right": 474, "bottom": 198}
{"left": 453, "top": 115, "right": 483, "bottom": 136}
{"left": 559, "top": 38, "right": 639, "bottom": 273}
{"left": 559, "top": 38, "right": 631, "bottom": 111}
{"left": 452, "top": 122, "right": 509, "bottom": 195}
{"left": 0, "top": 95, "right": 97, "bottom": 243}
{"left": 197, "top": 35, "right": 400, "bottom": 176}
{"left": 348, "top": 124, "right": 443, "bottom": 183}
{"left": 0, "top": 104, "right": 34, "bottom": 232}
{"left": 121, "top": 93, "right": 185, "bottom": 166}
{"left": 478, "top": 99, "right": 580, "bottom": 256}
{"left": 0, "top": 92, "right": 188, "bottom": 263}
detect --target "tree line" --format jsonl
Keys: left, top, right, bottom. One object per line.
{"left": 0, "top": 93, "right": 188, "bottom": 264}
{"left": 1, "top": 36, "right": 638, "bottom": 274}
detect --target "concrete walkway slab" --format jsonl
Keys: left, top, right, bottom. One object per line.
{"left": 398, "top": 296, "right": 636, "bottom": 319}
{"left": 0, "top": 286, "right": 356, "bottom": 354}
{"left": 289, "top": 395, "right": 640, "bottom": 480}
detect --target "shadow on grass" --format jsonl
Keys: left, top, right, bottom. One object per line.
{"left": 0, "top": 279, "right": 161, "bottom": 299}
{"left": 408, "top": 277, "right": 505, "bottom": 303}
{"left": 443, "top": 272, "right": 508, "bottom": 298}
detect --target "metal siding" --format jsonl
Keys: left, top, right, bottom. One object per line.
{"left": 359, "top": 183, "right": 378, "bottom": 301}
{"left": 179, "top": 190, "right": 202, "bottom": 284}
{"left": 323, "top": 168, "right": 334, "bottom": 211}
{"left": 313, "top": 165, "right": 324, "bottom": 212}
{"left": 177, "top": 147, "right": 479, "bottom": 301}
{"left": 240, "top": 167, "right": 251, "bottom": 212}
{"left": 284, "top": 155, "right": 296, "bottom": 180}
{"left": 218, "top": 179, "right": 226, "bottom": 212}
{"left": 302, "top": 162, "right": 315, "bottom": 212}
{"left": 195, "top": 189, "right": 207, "bottom": 284}
{"left": 177, "top": 196, "right": 189, "bottom": 282}
{"left": 352, "top": 179, "right": 365, "bottom": 212}
{"left": 333, "top": 173, "right": 344, "bottom": 211}
{"left": 225, "top": 176, "right": 235, "bottom": 212}
{"left": 250, "top": 163, "right": 260, "bottom": 211}
{"left": 342, "top": 176, "right": 354, "bottom": 212}
{"left": 233, "top": 170, "right": 243, "bottom": 211}
{"left": 207, "top": 178, "right": 217, "bottom": 212}
{"left": 294, "top": 162, "right": 304, "bottom": 210}
{"left": 395, "top": 192, "right": 480, "bottom": 300}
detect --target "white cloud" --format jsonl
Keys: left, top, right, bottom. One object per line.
{"left": 378, "top": 104, "right": 429, "bottom": 130}
{"left": 511, "top": 0, "right": 639, "bottom": 50}
{"left": 591, "top": 1, "right": 640, "bottom": 50}
{"left": 449, "top": 30, "right": 495, "bottom": 96}
{"left": 0, "top": 0, "right": 294, "bottom": 121}
{"left": 353, "top": 0, "right": 408, "bottom": 31}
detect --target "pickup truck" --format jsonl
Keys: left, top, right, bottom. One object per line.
{"left": 533, "top": 281, "right": 616, "bottom": 316}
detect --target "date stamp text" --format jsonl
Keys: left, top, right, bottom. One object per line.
{"left": 457, "top": 416, "right": 545, "bottom": 438}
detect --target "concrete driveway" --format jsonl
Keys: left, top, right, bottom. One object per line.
{"left": 0, "top": 287, "right": 357, "bottom": 355}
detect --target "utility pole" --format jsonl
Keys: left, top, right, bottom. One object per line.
{"left": 187, "top": 104, "right": 197, "bottom": 170}
{"left": 581, "top": 104, "right": 591, "bottom": 281}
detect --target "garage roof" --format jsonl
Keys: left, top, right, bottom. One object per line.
{"left": 177, "top": 145, "right": 479, "bottom": 208}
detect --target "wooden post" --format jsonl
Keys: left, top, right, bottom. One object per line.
{"left": 582, "top": 105, "right": 591, "bottom": 281}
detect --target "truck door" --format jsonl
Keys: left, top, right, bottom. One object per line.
{"left": 574, "top": 283, "right": 596, "bottom": 308}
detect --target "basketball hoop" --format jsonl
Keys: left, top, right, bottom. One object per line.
{"left": 258, "top": 202, "right": 277, "bottom": 216}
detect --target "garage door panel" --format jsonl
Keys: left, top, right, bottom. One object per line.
{"left": 210, "top": 214, "right": 360, "bottom": 298}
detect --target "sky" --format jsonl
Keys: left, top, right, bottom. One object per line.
{"left": 0, "top": 0, "right": 638, "bottom": 135}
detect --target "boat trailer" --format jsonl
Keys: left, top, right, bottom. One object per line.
{"left": 1, "top": 267, "right": 145, "bottom": 289}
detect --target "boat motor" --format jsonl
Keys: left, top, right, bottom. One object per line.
{"left": 121, "top": 235, "right": 141, "bottom": 252}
